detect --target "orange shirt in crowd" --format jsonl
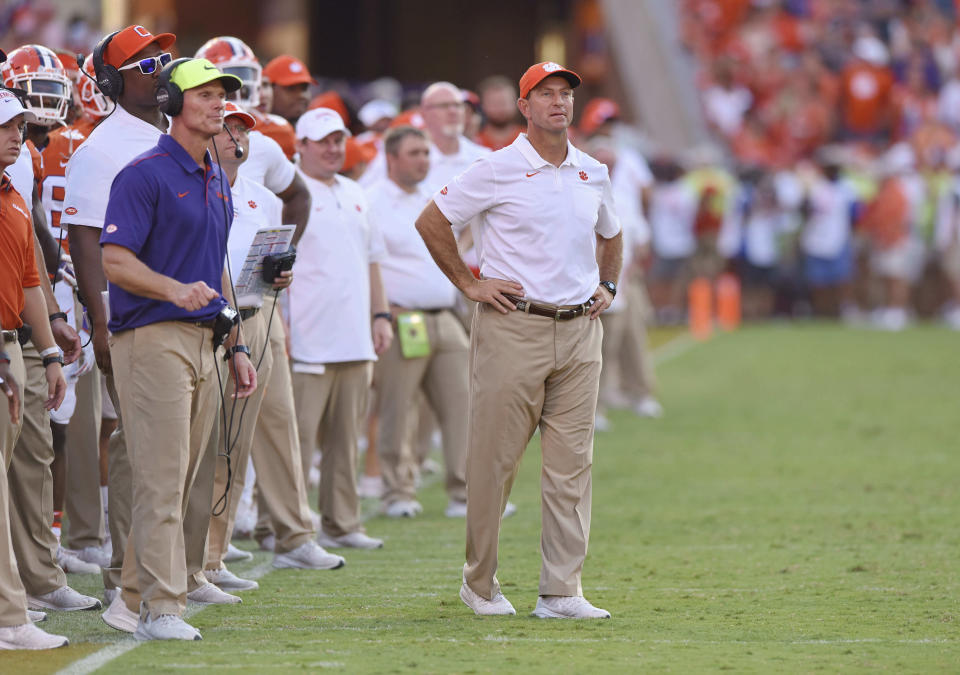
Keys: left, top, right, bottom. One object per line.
{"left": 250, "top": 108, "right": 297, "bottom": 160}
{"left": 840, "top": 62, "right": 893, "bottom": 135}
{"left": 0, "top": 172, "right": 41, "bottom": 329}
{"left": 39, "top": 116, "right": 99, "bottom": 253}
{"left": 857, "top": 177, "right": 909, "bottom": 249}
{"left": 474, "top": 123, "right": 524, "bottom": 151}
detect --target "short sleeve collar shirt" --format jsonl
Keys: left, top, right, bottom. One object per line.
{"left": 433, "top": 133, "right": 620, "bottom": 306}
{"left": 237, "top": 130, "right": 296, "bottom": 195}
{"left": 287, "top": 171, "right": 386, "bottom": 364}
{"left": 62, "top": 105, "right": 166, "bottom": 229}
{"left": 100, "top": 133, "right": 230, "bottom": 333}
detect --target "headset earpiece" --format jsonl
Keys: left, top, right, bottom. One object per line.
{"left": 92, "top": 31, "right": 122, "bottom": 101}
{"left": 155, "top": 58, "right": 192, "bottom": 116}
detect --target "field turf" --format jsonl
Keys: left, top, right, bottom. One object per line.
{"left": 3, "top": 322, "right": 959, "bottom": 673}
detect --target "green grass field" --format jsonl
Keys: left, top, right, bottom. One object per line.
{"left": 3, "top": 322, "right": 959, "bottom": 673}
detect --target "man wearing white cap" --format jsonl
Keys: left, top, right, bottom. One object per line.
{"left": 288, "top": 107, "right": 392, "bottom": 550}
{"left": 416, "top": 61, "right": 621, "bottom": 619}
{"left": 0, "top": 84, "right": 70, "bottom": 650}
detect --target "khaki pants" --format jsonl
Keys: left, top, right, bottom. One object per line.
{"left": 375, "top": 309, "right": 468, "bottom": 504}
{"left": 102, "top": 374, "right": 132, "bottom": 591}
{"left": 0, "top": 342, "right": 30, "bottom": 626}
{"left": 464, "top": 305, "right": 602, "bottom": 599}
{"left": 9, "top": 344, "right": 65, "bottom": 595}
{"left": 111, "top": 322, "right": 220, "bottom": 618}
{"left": 293, "top": 361, "right": 372, "bottom": 538}
{"left": 65, "top": 366, "right": 104, "bottom": 549}
{"left": 599, "top": 278, "right": 656, "bottom": 405}
{"left": 205, "top": 311, "right": 271, "bottom": 568}
{"left": 250, "top": 296, "right": 314, "bottom": 553}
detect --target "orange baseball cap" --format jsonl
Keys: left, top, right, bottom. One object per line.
{"left": 388, "top": 108, "right": 424, "bottom": 129}
{"left": 223, "top": 101, "right": 256, "bottom": 129}
{"left": 519, "top": 61, "right": 581, "bottom": 98}
{"left": 104, "top": 25, "right": 176, "bottom": 69}
{"left": 580, "top": 98, "right": 620, "bottom": 136}
{"left": 263, "top": 55, "right": 316, "bottom": 87}
{"left": 308, "top": 91, "right": 349, "bottom": 124}
{"left": 342, "top": 137, "right": 377, "bottom": 172}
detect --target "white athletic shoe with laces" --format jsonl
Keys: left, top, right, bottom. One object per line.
{"left": 76, "top": 544, "right": 112, "bottom": 568}
{"left": 0, "top": 622, "right": 68, "bottom": 650}
{"left": 56, "top": 547, "right": 101, "bottom": 575}
{"left": 532, "top": 595, "right": 610, "bottom": 619}
{"left": 204, "top": 566, "right": 259, "bottom": 591}
{"left": 27, "top": 610, "right": 46, "bottom": 623}
{"left": 186, "top": 582, "right": 241, "bottom": 605}
{"left": 634, "top": 397, "right": 664, "bottom": 419}
{"left": 384, "top": 500, "right": 422, "bottom": 518}
{"left": 446, "top": 500, "right": 517, "bottom": 518}
{"left": 134, "top": 612, "right": 202, "bottom": 641}
{"left": 316, "top": 530, "right": 383, "bottom": 550}
{"left": 223, "top": 543, "right": 253, "bottom": 563}
{"left": 459, "top": 579, "right": 516, "bottom": 616}
{"left": 101, "top": 594, "right": 138, "bottom": 633}
{"left": 27, "top": 585, "right": 101, "bottom": 611}
{"left": 272, "top": 541, "right": 345, "bottom": 570}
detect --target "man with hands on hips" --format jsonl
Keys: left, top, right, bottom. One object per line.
{"left": 416, "top": 61, "right": 622, "bottom": 620}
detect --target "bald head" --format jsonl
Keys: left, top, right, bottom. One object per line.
{"left": 420, "top": 81, "right": 465, "bottom": 142}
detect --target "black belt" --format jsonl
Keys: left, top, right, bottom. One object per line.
{"left": 178, "top": 319, "right": 216, "bottom": 329}
{"left": 504, "top": 295, "right": 592, "bottom": 321}
{"left": 1, "top": 329, "right": 17, "bottom": 343}
{"left": 239, "top": 307, "right": 259, "bottom": 320}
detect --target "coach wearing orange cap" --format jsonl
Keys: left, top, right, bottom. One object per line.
{"left": 416, "top": 61, "right": 622, "bottom": 619}
{"left": 263, "top": 55, "right": 315, "bottom": 126}
{"left": 63, "top": 22, "right": 174, "bottom": 609}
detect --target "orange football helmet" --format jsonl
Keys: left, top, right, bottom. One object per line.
{"left": 195, "top": 36, "right": 262, "bottom": 108}
{"left": 78, "top": 54, "right": 114, "bottom": 118}
{"left": 0, "top": 44, "right": 72, "bottom": 126}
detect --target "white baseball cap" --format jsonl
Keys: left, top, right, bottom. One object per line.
{"left": 296, "top": 107, "right": 351, "bottom": 141}
{"left": 0, "top": 88, "right": 39, "bottom": 125}
{"left": 358, "top": 99, "right": 398, "bottom": 128}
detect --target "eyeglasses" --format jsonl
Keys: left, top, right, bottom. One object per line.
{"left": 117, "top": 52, "right": 173, "bottom": 75}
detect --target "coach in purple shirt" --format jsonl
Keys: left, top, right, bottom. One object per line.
{"left": 100, "top": 58, "right": 256, "bottom": 642}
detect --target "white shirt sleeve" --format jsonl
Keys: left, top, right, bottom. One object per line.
{"left": 364, "top": 193, "right": 387, "bottom": 264}
{"left": 433, "top": 158, "right": 497, "bottom": 226}
{"left": 254, "top": 132, "right": 296, "bottom": 195}
{"left": 62, "top": 144, "right": 115, "bottom": 229}
{"left": 595, "top": 171, "right": 622, "bottom": 239}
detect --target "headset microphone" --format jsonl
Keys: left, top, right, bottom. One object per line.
{"left": 223, "top": 124, "right": 244, "bottom": 159}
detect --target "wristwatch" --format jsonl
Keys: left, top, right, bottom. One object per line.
{"left": 223, "top": 344, "right": 251, "bottom": 361}
{"left": 600, "top": 280, "right": 617, "bottom": 297}
{"left": 373, "top": 312, "right": 393, "bottom": 322}
{"left": 42, "top": 354, "right": 64, "bottom": 368}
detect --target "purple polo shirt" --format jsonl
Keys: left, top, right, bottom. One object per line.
{"left": 101, "top": 133, "right": 232, "bottom": 333}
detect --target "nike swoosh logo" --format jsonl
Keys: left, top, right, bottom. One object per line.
{"left": 203, "top": 65, "right": 218, "bottom": 71}
{"left": 526, "top": 171, "right": 540, "bottom": 178}
{"left": 177, "top": 191, "right": 189, "bottom": 198}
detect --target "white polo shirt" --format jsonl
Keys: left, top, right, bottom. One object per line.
{"left": 359, "top": 135, "right": 490, "bottom": 191}
{"left": 228, "top": 176, "right": 283, "bottom": 309}
{"left": 287, "top": 171, "right": 386, "bottom": 364}
{"left": 61, "top": 105, "right": 165, "bottom": 229}
{"left": 801, "top": 177, "right": 858, "bottom": 259}
{"left": 237, "top": 131, "right": 296, "bottom": 195}
{"left": 434, "top": 133, "right": 620, "bottom": 306}
{"left": 366, "top": 178, "right": 458, "bottom": 310}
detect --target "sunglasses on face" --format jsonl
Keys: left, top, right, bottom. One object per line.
{"left": 117, "top": 52, "right": 173, "bottom": 75}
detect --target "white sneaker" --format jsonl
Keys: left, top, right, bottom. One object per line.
{"left": 27, "top": 610, "right": 45, "bottom": 623}
{"left": 76, "top": 545, "right": 112, "bottom": 568}
{"left": 420, "top": 458, "right": 442, "bottom": 475}
{"left": 316, "top": 530, "right": 383, "bottom": 550}
{"left": 0, "top": 622, "right": 68, "bottom": 650}
{"left": 258, "top": 534, "right": 276, "bottom": 552}
{"left": 532, "top": 595, "right": 610, "bottom": 619}
{"left": 223, "top": 543, "right": 253, "bottom": 562}
{"left": 357, "top": 475, "right": 385, "bottom": 499}
{"left": 594, "top": 412, "right": 612, "bottom": 432}
{"left": 27, "top": 585, "right": 101, "bottom": 611}
{"left": 444, "top": 500, "right": 468, "bottom": 518}
{"left": 503, "top": 502, "right": 518, "bottom": 518}
{"left": 384, "top": 500, "right": 422, "bottom": 518}
{"left": 204, "top": 566, "right": 259, "bottom": 591}
{"left": 459, "top": 580, "right": 516, "bottom": 616}
{"left": 56, "top": 547, "right": 101, "bottom": 575}
{"left": 634, "top": 397, "right": 664, "bottom": 419}
{"left": 186, "top": 582, "right": 241, "bottom": 605}
{"left": 101, "top": 594, "right": 138, "bottom": 633}
{"left": 272, "top": 541, "right": 345, "bottom": 570}
{"left": 134, "top": 612, "right": 201, "bottom": 641}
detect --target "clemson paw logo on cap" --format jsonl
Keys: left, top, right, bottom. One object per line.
{"left": 543, "top": 62, "right": 563, "bottom": 73}
{"left": 64, "top": 207, "right": 78, "bottom": 215}
{"left": 105, "top": 224, "right": 118, "bottom": 233}
{"left": 579, "top": 170, "right": 588, "bottom": 181}
{"left": 289, "top": 62, "right": 303, "bottom": 73}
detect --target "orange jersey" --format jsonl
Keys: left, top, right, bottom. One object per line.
{"left": 250, "top": 109, "right": 296, "bottom": 160}
{"left": 475, "top": 124, "right": 523, "bottom": 151}
{"left": 39, "top": 117, "right": 98, "bottom": 253}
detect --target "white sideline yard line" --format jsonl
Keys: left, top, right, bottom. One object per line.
{"left": 59, "top": 333, "right": 700, "bottom": 674}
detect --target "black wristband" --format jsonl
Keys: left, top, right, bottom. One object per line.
{"left": 42, "top": 354, "right": 64, "bottom": 368}
{"left": 49, "top": 312, "right": 68, "bottom": 323}
{"left": 223, "top": 344, "right": 251, "bottom": 362}
{"left": 373, "top": 312, "right": 393, "bottom": 322}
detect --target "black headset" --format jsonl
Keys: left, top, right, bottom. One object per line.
{"left": 92, "top": 31, "right": 122, "bottom": 101}
{"left": 155, "top": 57, "right": 193, "bottom": 116}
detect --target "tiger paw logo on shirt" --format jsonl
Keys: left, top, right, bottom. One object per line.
{"left": 440, "top": 186, "right": 448, "bottom": 195}
{"left": 579, "top": 171, "right": 588, "bottom": 181}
